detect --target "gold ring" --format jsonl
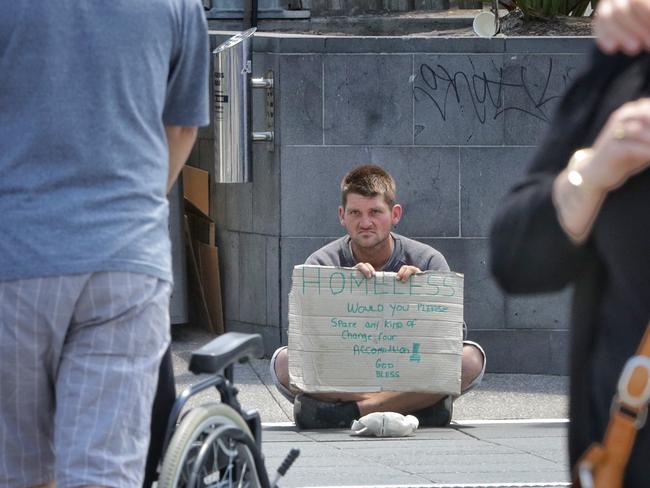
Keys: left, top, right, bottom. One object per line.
{"left": 614, "top": 126, "right": 626, "bottom": 140}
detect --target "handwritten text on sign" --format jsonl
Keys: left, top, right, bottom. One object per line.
{"left": 288, "top": 265, "right": 464, "bottom": 394}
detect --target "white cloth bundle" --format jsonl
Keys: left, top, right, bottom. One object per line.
{"left": 350, "top": 412, "right": 419, "bottom": 437}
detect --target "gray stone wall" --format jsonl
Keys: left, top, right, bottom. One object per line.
{"left": 307, "top": 0, "right": 450, "bottom": 16}
{"left": 191, "top": 33, "right": 593, "bottom": 374}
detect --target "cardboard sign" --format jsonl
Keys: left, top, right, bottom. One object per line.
{"left": 288, "top": 265, "right": 464, "bottom": 395}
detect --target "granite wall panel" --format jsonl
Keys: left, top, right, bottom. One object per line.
{"left": 506, "top": 289, "right": 572, "bottom": 330}
{"left": 225, "top": 183, "right": 253, "bottom": 232}
{"left": 549, "top": 329, "right": 570, "bottom": 375}
{"left": 460, "top": 146, "right": 535, "bottom": 237}
{"left": 468, "top": 329, "right": 568, "bottom": 375}
{"left": 414, "top": 54, "right": 506, "bottom": 146}
{"left": 280, "top": 145, "right": 353, "bottom": 237}
{"left": 239, "top": 233, "right": 268, "bottom": 325}
{"left": 323, "top": 54, "right": 413, "bottom": 145}
{"left": 218, "top": 230, "right": 240, "bottom": 323}
{"left": 266, "top": 237, "right": 281, "bottom": 327}
{"left": 424, "top": 238, "right": 505, "bottom": 331}
{"left": 503, "top": 54, "right": 585, "bottom": 145}
{"left": 279, "top": 55, "right": 324, "bottom": 145}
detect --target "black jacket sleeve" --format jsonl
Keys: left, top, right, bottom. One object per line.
{"left": 489, "top": 172, "right": 591, "bottom": 294}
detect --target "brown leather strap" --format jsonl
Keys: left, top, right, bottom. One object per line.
{"left": 575, "top": 320, "right": 650, "bottom": 488}
{"left": 638, "top": 321, "right": 650, "bottom": 357}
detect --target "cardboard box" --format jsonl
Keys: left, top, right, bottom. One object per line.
{"left": 185, "top": 198, "right": 215, "bottom": 247}
{"left": 182, "top": 165, "right": 209, "bottom": 216}
{"left": 195, "top": 240, "right": 224, "bottom": 335}
{"left": 184, "top": 199, "right": 224, "bottom": 336}
{"left": 288, "top": 265, "right": 464, "bottom": 395}
{"left": 184, "top": 217, "right": 213, "bottom": 333}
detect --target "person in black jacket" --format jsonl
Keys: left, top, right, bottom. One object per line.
{"left": 489, "top": 4, "right": 650, "bottom": 485}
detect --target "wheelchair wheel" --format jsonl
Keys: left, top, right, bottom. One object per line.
{"left": 158, "top": 403, "right": 262, "bottom": 488}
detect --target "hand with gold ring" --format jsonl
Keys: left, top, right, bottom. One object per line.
{"left": 613, "top": 125, "right": 627, "bottom": 140}
{"left": 576, "top": 98, "right": 650, "bottom": 193}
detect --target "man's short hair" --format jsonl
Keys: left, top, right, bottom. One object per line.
{"left": 340, "top": 165, "right": 396, "bottom": 208}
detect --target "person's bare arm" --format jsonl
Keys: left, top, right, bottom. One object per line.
{"left": 594, "top": 0, "right": 650, "bottom": 55}
{"left": 552, "top": 156, "right": 607, "bottom": 244}
{"left": 553, "top": 99, "right": 650, "bottom": 243}
{"left": 166, "top": 125, "right": 198, "bottom": 193}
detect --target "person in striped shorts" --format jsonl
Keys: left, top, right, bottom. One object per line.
{"left": 0, "top": 2, "right": 209, "bottom": 486}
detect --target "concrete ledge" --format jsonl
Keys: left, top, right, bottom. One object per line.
{"left": 209, "top": 29, "right": 593, "bottom": 54}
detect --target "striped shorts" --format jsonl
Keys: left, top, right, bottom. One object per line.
{"left": 0, "top": 272, "right": 171, "bottom": 488}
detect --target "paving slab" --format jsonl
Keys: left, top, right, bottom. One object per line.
{"left": 170, "top": 324, "right": 571, "bottom": 487}
{"left": 258, "top": 423, "right": 570, "bottom": 487}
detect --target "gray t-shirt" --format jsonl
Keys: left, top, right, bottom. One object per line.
{"left": 0, "top": 0, "right": 209, "bottom": 282}
{"left": 306, "top": 233, "right": 450, "bottom": 272}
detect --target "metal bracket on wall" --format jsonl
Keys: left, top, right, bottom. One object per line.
{"left": 251, "top": 69, "right": 274, "bottom": 151}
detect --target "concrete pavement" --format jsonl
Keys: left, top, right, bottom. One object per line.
{"left": 171, "top": 324, "right": 572, "bottom": 488}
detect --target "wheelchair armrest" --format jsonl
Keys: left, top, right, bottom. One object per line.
{"left": 189, "top": 332, "right": 264, "bottom": 375}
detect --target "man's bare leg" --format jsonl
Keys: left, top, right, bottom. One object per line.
{"left": 274, "top": 343, "right": 485, "bottom": 415}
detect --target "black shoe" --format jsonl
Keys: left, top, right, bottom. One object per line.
{"left": 293, "top": 394, "right": 360, "bottom": 430}
{"left": 413, "top": 395, "right": 453, "bottom": 427}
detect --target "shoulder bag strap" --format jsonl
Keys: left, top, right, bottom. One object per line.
{"left": 575, "top": 320, "right": 650, "bottom": 488}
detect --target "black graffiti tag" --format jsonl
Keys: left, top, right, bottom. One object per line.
{"left": 413, "top": 57, "right": 576, "bottom": 124}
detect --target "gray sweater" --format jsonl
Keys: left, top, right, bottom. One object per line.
{"left": 305, "top": 233, "right": 449, "bottom": 272}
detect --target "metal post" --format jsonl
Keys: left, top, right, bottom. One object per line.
{"left": 212, "top": 30, "right": 275, "bottom": 183}
{"left": 212, "top": 29, "right": 256, "bottom": 183}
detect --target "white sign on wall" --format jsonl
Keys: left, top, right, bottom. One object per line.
{"left": 288, "top": 265, "right": 464, "bottom": 395}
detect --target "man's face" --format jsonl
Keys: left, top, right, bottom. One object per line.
{"left": 338, "top": 193, "right": 402, "bottom": 251}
